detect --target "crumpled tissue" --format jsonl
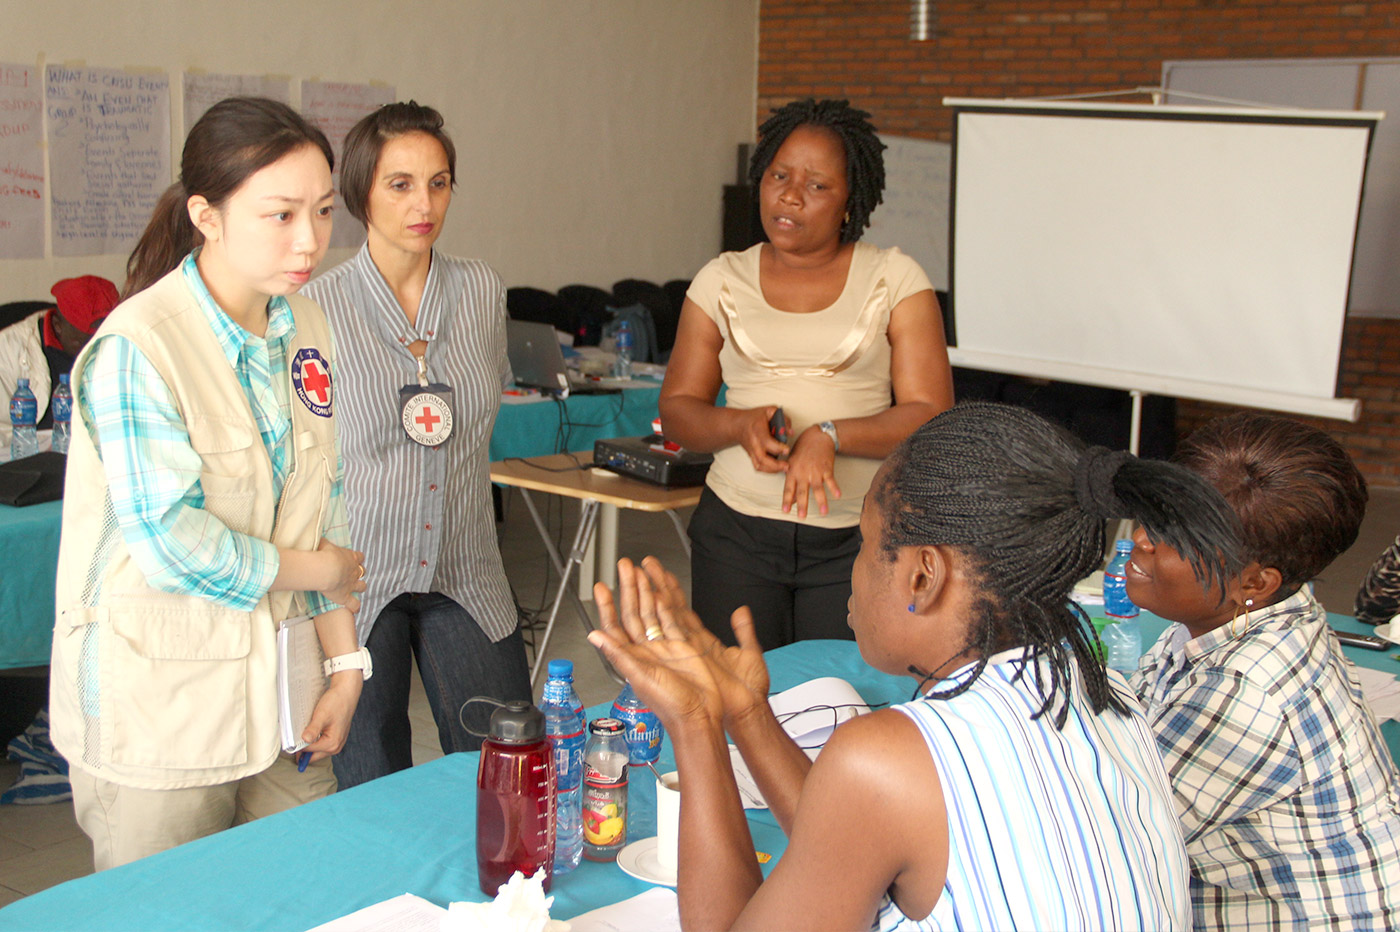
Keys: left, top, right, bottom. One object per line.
{"left": 441, "top": 869, "right": 570, "bottom": 932}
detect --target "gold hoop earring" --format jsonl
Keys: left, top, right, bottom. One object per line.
{"left": 1230, "top": 598, "right": 1255, "bottom": 637}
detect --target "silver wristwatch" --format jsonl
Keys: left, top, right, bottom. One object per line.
{"left": 323, "top": 647, "right": 373, "bottom": 681}
{"left": 817, "top": 420, "right": 840, "bottom": 453}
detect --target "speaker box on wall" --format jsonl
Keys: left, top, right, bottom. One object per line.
{"left": 722, "top": 185, "right": 766, "bottom": 253}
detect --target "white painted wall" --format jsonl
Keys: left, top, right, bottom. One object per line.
{"left": 0, "top": 0, "right": 758, "bottom": 298}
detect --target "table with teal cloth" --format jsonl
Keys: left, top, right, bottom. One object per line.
{"left": 0, "top": 499, "right": 62, "bottom": 670}
{"left": 0, "top": 386, "right": 664, "bottom": 670}
{"left": 488, "top": 383, "right": 662, "bottom": 461}
{"left": 1, "top": 630, "right": 1395, "bottom": 932}
{"left": 0, "top": 639, "right": 905, "bottom": 931}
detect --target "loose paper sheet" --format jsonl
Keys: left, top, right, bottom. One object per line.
{"left": 568, "top": 888, "right": 680, "bottom": 932}
{"left": 46, "top": 64, "right": 170, "bottom": 257}
{"left": 301, "top": 80, "right": 395, "bottom": 248}
{"left": 306, "top": 892, "right": 444, "bottom": 931}
{"left": 0, "top": 62, "right": 45, "bottom": 259}
{"left": 732, "top": 677, "right": 872, "bottom": 809}
{"left": 183, "top": 72, "right": 291, "bottom": 136}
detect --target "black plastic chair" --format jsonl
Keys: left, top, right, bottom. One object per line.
{"left": 0, "top": 301, "right": 51, "bottom": 332}
{"left": 612, "top": 279, "right": 676, "bottom": 361}
{"left": 661, "top": 280, "right": 691, "bottom": 355}
{"left": 556, "top": 284, "right": 613, "bottom": 347}
{"left": 506, "top": 287, "right": 574, "bottom": 334}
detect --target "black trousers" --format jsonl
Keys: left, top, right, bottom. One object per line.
{"left": 688, "top": 487, "right": 859, "bottom": 651}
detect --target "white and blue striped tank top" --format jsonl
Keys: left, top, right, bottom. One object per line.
{"left": 875, "top": 650, "right": 1191, "bottom": 931}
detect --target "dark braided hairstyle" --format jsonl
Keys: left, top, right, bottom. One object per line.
{"left": 875, "top": 402, "right": 1242, "bottom": 726}
{"left": 748, "top": 98, "right": 886, "bottom": 243}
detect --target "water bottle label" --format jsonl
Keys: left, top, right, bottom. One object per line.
{"left": 611, "top": 701, "right": 663, "bottom": 765}
{"left": 52, "top": 397, "right": 71, "bottom": 423}
{"left": 552, "top": 734, "right": 585, "bottom": 791}
{"left": 9, "top": 396, "right": 36, "bottom": 427}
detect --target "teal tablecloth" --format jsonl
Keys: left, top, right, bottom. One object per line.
{"left": 488, "top": 383, "right": 662, "bottom": 461}
{"left": 0, "top": 499, "right": 62, "bottom": 670}
{"left": 0, "top": 631, "right": 1394, "bottom": 930}
{"left": 0, "top": 639, "right": 906, "bottom": 932}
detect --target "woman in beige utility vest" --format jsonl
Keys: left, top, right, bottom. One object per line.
{"left": 50, "top": 98, "right": 368, "bottom": 871}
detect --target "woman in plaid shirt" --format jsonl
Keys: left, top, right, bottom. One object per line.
{"left": 1128, "top": 412, "right": 1400, "bottom": 931}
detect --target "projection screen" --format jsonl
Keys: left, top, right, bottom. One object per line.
{"left": 944, "top": 98, "right": 1379, "bottom": 420}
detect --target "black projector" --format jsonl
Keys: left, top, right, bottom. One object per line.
{"left": 593, "top": 436, "right": 712, "bottom": 487}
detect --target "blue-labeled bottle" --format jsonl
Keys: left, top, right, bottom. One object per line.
{"left": 9, "top": 378, "right": 38, "bottom": 461}
{"left": 51, "top": 374, "right": 72, "bottom": 455}
{"left": 540, "top": 659, "right": 586, "bottom": 874}
{"left": 1101, "top": 539, "right": 1143, "bottom": 673}
{"left": 613, "top": 320, "right": 633, "bottom": 380}
{"left": 610, "top": 681, "right": 663, "bottom": 767}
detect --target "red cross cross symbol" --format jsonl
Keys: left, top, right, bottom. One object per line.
{"left": 416, "top": 406, "right": 441, "bottom": 433}
{"left": 301, "top": 361, "right": 330, "bottom": 404}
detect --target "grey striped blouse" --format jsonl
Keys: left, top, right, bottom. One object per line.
{"left": 303, "top": 245, "right": 517, "bottom": 644}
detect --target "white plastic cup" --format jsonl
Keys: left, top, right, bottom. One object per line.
{"left": 655, "top": 770, "right": 680, "bottom": 874}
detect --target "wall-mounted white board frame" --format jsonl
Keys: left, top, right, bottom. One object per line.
{"left": 863, "top": 134, "right": 951, "bottom": 291}
{"left": 1163, "top": 57, "right": 1400, "bottom": 319}
{"left": 944, "top": 96, "right": 1378, "bottom": 422}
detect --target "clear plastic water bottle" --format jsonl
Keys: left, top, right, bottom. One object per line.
{"left": 50, "top": 374, "right": 72, "bottom": 455}
{"left": 541, "top": 659, "right": 586, "bottom": 874}
{"left": 613, "top": 319, "right": 633, "bottom": 379}
{"left": 9, "top": 378, "right": 38, "bottom": 461}
{"left": 610, "top": 681, "right": 663, "bottom": 767}
{"left": 1102, "top": 538, "right": 1143, "bottom": 673}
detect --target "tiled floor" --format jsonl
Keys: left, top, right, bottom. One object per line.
{"left": 1, "top": 481, "right": 1396, "bottom": 909}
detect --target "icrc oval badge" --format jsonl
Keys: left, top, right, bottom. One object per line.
{"left": 401, "top": 391, "right": 454, "bottom": 446}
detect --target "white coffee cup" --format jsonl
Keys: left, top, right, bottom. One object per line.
{"left": 655, "top": 770, "right": 680, "bottom": 874}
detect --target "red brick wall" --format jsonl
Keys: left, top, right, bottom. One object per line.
{"left": 757, "top": 0, "right": 1400, "bottom": 486}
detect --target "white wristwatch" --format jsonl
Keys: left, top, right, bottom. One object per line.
{"left": 323, "top": 647, "right": 373, "bottom": 681}
{"left": 817, "top": 420, "right": 840, "bottom": 453}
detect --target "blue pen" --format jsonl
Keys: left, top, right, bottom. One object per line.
{"left": 297, "top": 750, "right": 311, "bottom": 773}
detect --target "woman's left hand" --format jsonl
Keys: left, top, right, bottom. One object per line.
{"left": 589, "top": 559, "right": 726, "bottom": 731}
{"left": 299, "top": 674, "right": 363, "bottom": 763}
{"left": 782, "top": 425, "right": 842, "bottom": 519}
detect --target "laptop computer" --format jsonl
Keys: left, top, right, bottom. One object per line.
{"left": 506, "top": 319, "right": 623, "bottom": 397}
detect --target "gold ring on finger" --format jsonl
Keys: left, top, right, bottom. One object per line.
{"left": 357, "top": 564, "right": 366, "bottom": 580}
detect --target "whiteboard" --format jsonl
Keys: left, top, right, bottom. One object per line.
{"left": 947, "top": 98, "right": 1375, "bottom": 420}
{"left": 863, "top": 133, "right": 950, "bottom": 290}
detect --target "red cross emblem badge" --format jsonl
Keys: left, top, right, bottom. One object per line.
{"left": 401, "top": 391, "right": 454, "bottom": 446}
{"left": 290, "top": 348, "right": 333, "bottom": 417}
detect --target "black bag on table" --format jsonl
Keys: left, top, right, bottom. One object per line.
{"left": 0, "top": 451, "right": 66, "bottom": 506}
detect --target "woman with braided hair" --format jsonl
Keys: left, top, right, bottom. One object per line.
{"left": 588, "top": 402, "right": 1237, "bottom": 931}
{"left": 1126, "top": 413, "right": 1400, "bottom": 930}
{"left": 661, "top": 98, "right": 954, "bottom": 650}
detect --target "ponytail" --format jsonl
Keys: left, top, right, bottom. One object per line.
{"left": 123, "top": 183, "right": 198, "bottom": 299}
{"left": 121, "top": 97, "right": 333, "bottom": 301}
{"left": 878, "top": 402, "right": 1241, "bottom": 725}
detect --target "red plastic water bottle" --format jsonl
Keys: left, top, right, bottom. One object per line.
{"left": 476, "top": 700, "right": 557, "bottom": 895}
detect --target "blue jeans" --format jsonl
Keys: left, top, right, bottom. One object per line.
{"left": 332, "top": 593, "right": 531, "bottom": 789}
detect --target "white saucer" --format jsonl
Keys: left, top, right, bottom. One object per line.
{"left": 1377, "top": 622, "right": 1400, "bottom": 645}
{"left": 616, "top": 836, "right": 676, "bottom": 887}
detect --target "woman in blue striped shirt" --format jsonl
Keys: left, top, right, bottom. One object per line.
{"left": 589, "top": 402, "right": 1240, "bottom": 931}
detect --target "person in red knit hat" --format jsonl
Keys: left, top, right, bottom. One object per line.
{"left": 0, "top": 275, "right": 118, "bottom": 448}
